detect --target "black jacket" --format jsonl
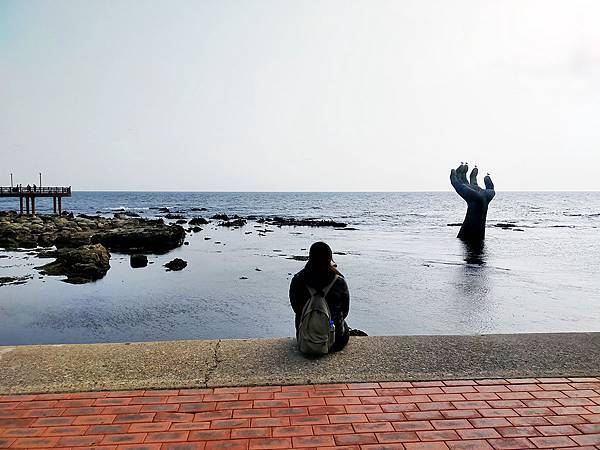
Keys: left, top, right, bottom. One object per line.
{"left": 289, "top": 268, "right": 350, "bottom": 339}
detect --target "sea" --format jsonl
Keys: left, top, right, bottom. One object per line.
{"left": 0, "top": 191, "right": 599, "bottom": 345}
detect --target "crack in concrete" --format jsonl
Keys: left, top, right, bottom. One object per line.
{"left": 203, "top": 339, "right": 221, "bottom": 386}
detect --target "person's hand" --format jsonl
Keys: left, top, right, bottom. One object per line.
{"left": 450, "top": 162, "right": 495, "bottom": 204}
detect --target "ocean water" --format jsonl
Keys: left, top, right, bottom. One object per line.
{"left": 0, "top": 191, "right": 599, "bottom": 345}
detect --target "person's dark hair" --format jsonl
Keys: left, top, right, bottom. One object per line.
{"left": 304, "top": 241, "right": 341, "bottom": 289}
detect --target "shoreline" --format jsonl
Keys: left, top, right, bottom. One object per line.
{"left": 1, "top": 332, "right": 598, "bottom": 395}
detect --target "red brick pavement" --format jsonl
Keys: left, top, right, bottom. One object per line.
{"left": 0, "top": 377, "right": 599, "bottom": 449}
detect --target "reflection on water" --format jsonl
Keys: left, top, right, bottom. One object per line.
{"left": 461, "top": 240, "right": 486, "bottom": 265}
{"left": 447, "top": 239, "right": 494, "bottom": 334}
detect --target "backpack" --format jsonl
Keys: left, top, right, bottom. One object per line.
{"left": 297, "top": 275, "right": 338, "bottom": 355}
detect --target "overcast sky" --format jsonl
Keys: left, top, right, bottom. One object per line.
{"left": 1, "top": 1, "right": 599, "bottom": 191}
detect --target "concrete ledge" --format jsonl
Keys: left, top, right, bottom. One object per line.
{"left": 1, "top": 332, "right": 599, "bottom": 394}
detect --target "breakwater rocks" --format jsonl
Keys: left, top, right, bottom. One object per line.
{"left": 38, "top": 244, "right": 111, "bottom": 284}
{"left": 0, "top": 211, "right": 185, "bottom": 283}
{"left": 0, "top": 211, "right": 185, "bottom": 252}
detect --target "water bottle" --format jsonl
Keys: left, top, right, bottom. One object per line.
{"left": 329, "top": 320, "right": 335, "bottom": 332}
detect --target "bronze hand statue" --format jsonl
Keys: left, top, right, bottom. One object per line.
{"left": 450, "top": 162, "right": 495, "bottom": 241}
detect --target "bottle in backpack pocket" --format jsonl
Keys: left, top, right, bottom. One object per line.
{"left": 329, "top": 319, "right": 335, "bottom": 345}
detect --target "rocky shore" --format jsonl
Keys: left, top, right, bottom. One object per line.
{"left": 0, "top": 209, "right": 353, "bottom": 284}
{"left": 0, "top": 211, "right": 186, "bottom": 283}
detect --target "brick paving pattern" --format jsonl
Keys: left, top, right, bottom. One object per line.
{"left": 0, "top": 377, "right": 599, "bottom": 449}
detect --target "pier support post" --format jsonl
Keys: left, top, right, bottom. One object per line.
{"left": 53, "top": 196, "right": 57, "bottom": 214}
{"left": 25, "top": 197, "right": 30, "bottom": 215}
{"left": 58, "top": 197, "right": 62, "bottom": 215}
{"left": 20, "top": 196, "right": 23, "bottom": 215}
{"left": 31, "top": 197, "right": 36, "bottom": 216}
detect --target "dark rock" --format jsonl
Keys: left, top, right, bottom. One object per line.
{"left": 494, "top": 223, "right": 517, "bottom": 228}
{"left": 164, "top": 258, "right": 187, "bottom": 271}
{"left": 0, "top": 275, "right": 33, "bottom": 287}
{"left": 211, "top": 213, "right": 229, "bottom": 220}
{"left": 165, "top": 213, "right": 186, "bottom": 220}
{"left": 288, "top": 255, "right": 309, "bottom": 261}
{"left": 55, "top": 232, "right": 92, "bottom": 248}
{"left": 18, "top": 239, "right": 38, "bottom": 249}
{"left": 79, "top": 214, "right": 102, "bottom": 220}
{"left": 268, "top": 217, "right": 347, "bottom": 228}
{"left": 130, "top": 254, "right": 148, "bottom": 268}
{"left": 37, "top": 250, "right": 58, "bottom": 259}
{"left": 37, "top": 233, "right": 55, "bottom": 247}
{"left": 184, "top": 242, "right": 189, "bottom": 245}
{"left": 37, "top": 244, "right": 110, "bottom": 284}
{"left": 218, "top": 218, "right": 247, "bottom": 227}
{"left": 240, "top": 276, "right": 248, "bottom": 280}
{"left": 114, "top": 211, "right": 140, "bottom": 218}
{"left": 189, "top": 217, "right": 209, "bottom": 225}
{"left": 157, "top": 207, "right": 170, "bottom": 213}
{"left": 190, "top": 207, "right": 208, "bottom": 211}
{"left": 91, "top": 224, "right": 185, "bottom": 254}
{"left": 192, "top": 226, "right": 203, "bottom": 233}
{"left": 175, "top": 219, "right": 188, "bottom": 225}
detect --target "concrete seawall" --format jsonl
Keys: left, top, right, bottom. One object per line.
{"left": 1, "top": 332, "right": 599, "bottom": 394}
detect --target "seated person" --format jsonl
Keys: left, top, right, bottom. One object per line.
{"left": 289, "top": 241, "right": 350, "bottom": 353}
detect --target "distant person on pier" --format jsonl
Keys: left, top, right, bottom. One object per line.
{"left": 26, "top": 184, "right": 31, "bottom": 192}
{"left": 290, "top": 241, "right": 350, "bottom": 354}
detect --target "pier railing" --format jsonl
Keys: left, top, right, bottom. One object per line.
{"left": 0, "top": 186, "right": 71, "bottom": 215}
{"left": 0, "top": 186, "right": 71, "bottom": 196}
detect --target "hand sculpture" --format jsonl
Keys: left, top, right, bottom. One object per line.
{"left": 450, "top": 162, "right": 495, "bottom": 241}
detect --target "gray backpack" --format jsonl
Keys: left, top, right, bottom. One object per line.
{"left": 297, "top": 275, "right": 338, "bottom": 355}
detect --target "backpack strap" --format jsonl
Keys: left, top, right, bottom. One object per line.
{"left": 306, "top": 275, "right": 339, "bottom": 297}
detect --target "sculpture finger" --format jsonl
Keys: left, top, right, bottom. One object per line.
{"left": 450, "top": 169, "right": 461, "bottom": 192}
{"left": 484, "top": 174, "right": 495, "bottom": 201}
{"left": 458, "top": 163, "right": 469, "bottom": 184}
{"left": 469, "top": 166, "right": 479, "bottom": 187}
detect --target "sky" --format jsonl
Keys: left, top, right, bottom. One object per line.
{"left": 1, "top": 0, "right": 600, "bottom": 191}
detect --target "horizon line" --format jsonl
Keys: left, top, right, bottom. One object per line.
{"left": 38, "top": 189, "right": 600, "bottom": 193}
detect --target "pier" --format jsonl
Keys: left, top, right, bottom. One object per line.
{"left": 0, "top": 186, "right": 71, "bottom": 215}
